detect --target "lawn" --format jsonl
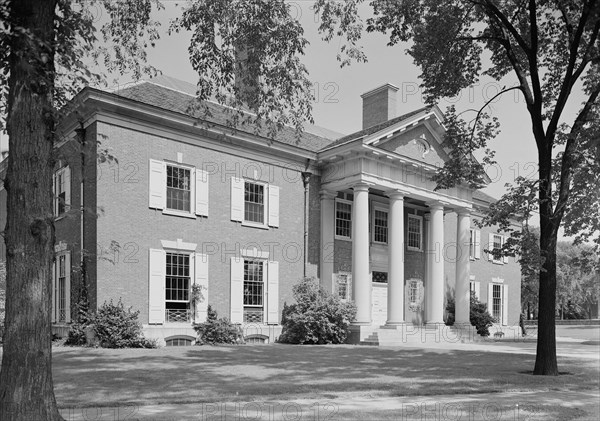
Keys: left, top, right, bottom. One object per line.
{"left": 49, "top": 343, "right": 599, "bottom": 409}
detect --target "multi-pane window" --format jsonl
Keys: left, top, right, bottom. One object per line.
{"left": 372, "top": 271, "right": 388, "bottom": 283}
{"left": 244, "top": 260, "right": 264, "bottom": 322}
{"left": 165, "top": 252, "right": 190, "bottom": 322}
{"left": 57, "top": 255, "right": 66, "bottom": 322}
{"left": 373, "top": 209, "right": 388, "bottom": 244}
{"left": 54, "top": 166, "right": 70, "bottom": 216}
{"left": 166, "top": 165, "right": 191, "bottom": 212}
{"left": 407, "top": 215, "right": 422, "bottom": 250}
{"left": 469, "top": 229, "right": 475, "bottom": 259}
{"left": 56, "top": 172, "right": 66, "bottom": 215}
{"left": 335, "top": 200, "right": 352, "bottom": 239}
{"left": 409, "top": 280, "right": 419, "bottom": 304}
{"left": 244, "top": 182, "right": 265, "bottom": 224}
{"left": 337, "top": 273, "right": 349, "bottom": 300}
{"left": 492, "top": 234, "right": 503, "bottom": 263}
{"left": 492, "top": 284, "right": 502, "bottom": 322}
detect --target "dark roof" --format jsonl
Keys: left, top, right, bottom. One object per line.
{"left": 111, "top": 79, "right": 336, "bottom": 153}
{"left": 322, "top": 106, "right": 431, "bottom": 149}
{"left": 473, "top": 190, "right": 498, "bottom": 204}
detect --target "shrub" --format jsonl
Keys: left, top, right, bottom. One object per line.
{"left": 194, "top": 305, "right": 243, "bottom": 345}
{"left": 278, "top": 277, "right": 357, "bottom": 344}
{"left": 445, "top": 291, "right": 495, "bottom": 337}
{"left": 65, "top": 296, "right": 93, "bottom": 346}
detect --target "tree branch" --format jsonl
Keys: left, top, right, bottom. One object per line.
{"left": 527, "top": 0, "right": 544, "bottom": 119}
{"left": 554, "top": 83, "right": 600, "bottom": 221}
{"left": 468, "top": 86, "right": 523, "bottom": 142}
{"left": 472, "top": 0, "right": 532, "bottom": 53}
{"left": 546, "top": 0, "right": 598, "bottom": 142}
{"left": 557, "top": 0, "right": 574, "bottom": 42}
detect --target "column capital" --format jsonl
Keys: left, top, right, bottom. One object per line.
{"left": 385, "top": 189, "right": 410, "bottom": 199}
{"left": 425, "top": 200, "right": 446, "bottom": 211}
{"left": 319, "top": 190, "right": 337, "bottom": 200}
{"left": 455, "top": 207, "right": 472, "bottom": 216}
{"left": 352, "top": 183, "right": 371, "bottom": 193}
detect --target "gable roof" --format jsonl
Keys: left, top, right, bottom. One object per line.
{"left": 322, "top": 106, "right": 432, "bottom": 150}
{"left": 111, "top": 76, "right": 340, "bottom": 153}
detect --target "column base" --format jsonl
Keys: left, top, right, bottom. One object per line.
{"left": 346, "top": 324, "right": 377, "bottom": 344}
{"left": 384, "top": 321, "right": 406, "bottom": 328}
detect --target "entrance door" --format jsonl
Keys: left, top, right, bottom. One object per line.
{"left": 405, "top": 278, "right": 424, "bottom": 325}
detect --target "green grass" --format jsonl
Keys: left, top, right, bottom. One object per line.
{"left": 47, "top": 343, "right": 599, "bottom": 409}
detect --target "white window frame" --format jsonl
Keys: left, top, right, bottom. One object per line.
{"left": 371, "top": 205, "right": 389, "bottom": 245}
{"left": 164, "top": 162, "right": 196, "bottom": 218}
{"left": 164, "top": 251, "right": 193, "bottom": 323}
{"left": 243, "top": 179, "right": 269, "bottom": 229}
{"left": 53, "top": 250, "right": 71, "bottom": 323}
{"left": 492, "top": 234, "right": 503, "bottom": 265}
{"left": 491, "top": 283, "right": 503, "bottom": 322}
{"left": 406, "top": 214, "right": 423, "bottom": 251}
{"left": 469, "top": 229, "right": 475, "bottom": 260}
{"left": 53, "top": 165, "right": 70, "bottom": 217}
{"left": 336, "top": 272, "right": 351, "bottom": 300}
{"left": 242, "top": 258, "right": 266, "bottom": 323}
{"left": 335, "top": 198, "right": 352, "bottom": 241}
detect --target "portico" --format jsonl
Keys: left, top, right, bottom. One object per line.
{"left": 317, "top": 104, "right": 475, "bottom": 341}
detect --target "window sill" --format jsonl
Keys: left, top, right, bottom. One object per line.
{"left": 335, "top": 236, "right": 352, "bottom": 242}
{"left": 241, "top": 221, "right": 269, "bottom": 230}
{"left": 406, "top": 247, "right": 423, "bottom": 252}
{"left": 492, "top": 261, "right": 504, "bottom": 265}
{"left": 372, "top": 241, "right": 388, "bottom": 246}
{"left": 54, "top": 215, "right": 67, "bottom": 222}
{"left": 162, "top": 209, "right": 197, "bottom": 219}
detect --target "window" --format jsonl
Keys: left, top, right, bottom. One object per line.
{"left": 148, "top": 159, "right": 209, "bottom": 217}
{"left": 165, "top": 336, "right": 193, "bottom": 346}
{"left": 470, "top": 280, "right": 480, "bottom": 300}
{"left": 337, "top": 273, "right": 350, "bottom": 300}
{"left": 243, "top": 259, "right": 264, "bottom": 323}
{"left": 335, "top": 199, "right": 352, "bottom": 240}
{"left": 469, "top": 229, "right": 475, "bottom": 259}
{"left": 52, "top": 250, "right": 70, "bottom": 323}
{"left": 492, "top": 284, "right": 502, "bottom": 322}
{"left": 166, "top": 165, "right": 191, "bottom": 212}
{"left": 372, "top": 208, "right": 388, "bottom": 244}
{"left": 53, "top": 166, "right": 70, "bottom": 216}
{"left": 409, "top": 280, "right": 419, "bottom": 304}
{"left": 407, "top": 215, "right": 423, "bottom": 250}
{"left": 492, "top": 234, "right": 503, "bottom": 264}
{"left": 372, "top": 271, "right": 388, "bottom": 283}
{"left": 165, "top": 252, "right": 191, "bottom": 323}
{"left": 244, "top": 181, "right": 265, "bottom": 224}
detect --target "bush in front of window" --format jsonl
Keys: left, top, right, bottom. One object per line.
{"left": 67, "top": 298, "right": 157, "bottom": 348}
{"left": 445, "top": 291, "right": 495, "bottom": 336}
{"left": 194, "top": 305, "right": 244, "bottom": 345}
{"left": 278, "top": 277, "right": 357, "bottom": 345}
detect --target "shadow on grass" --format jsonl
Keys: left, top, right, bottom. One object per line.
{"left": 50, "top": 345, "right": 599, "bottom": 408}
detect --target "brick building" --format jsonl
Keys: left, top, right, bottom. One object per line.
{"left": 0, "top": 76, "right": 522, "bottom": 345}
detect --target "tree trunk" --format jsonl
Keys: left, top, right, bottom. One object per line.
{"left": 533, "top": 178, "right": 559, "bottom": 375}
{"left": 0, "top": 1, "right": 64, "bottom": 420}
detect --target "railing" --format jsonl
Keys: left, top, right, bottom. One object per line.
{"left": 165, "top": 308, "right": 191, "bottom": 323}
{"left": 244, "top": 308, "right": 264, "bottom": 323}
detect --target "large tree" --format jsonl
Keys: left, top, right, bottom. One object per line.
{"left": 315, "top": 0, "right": 600, "bottom": 375}
{"left": 0, "top": 1, "right": 312, "bottom": 419}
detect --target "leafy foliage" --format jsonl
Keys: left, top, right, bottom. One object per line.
{"left": 446, "top": 291, "right": 496, "bottom": 337}
{"left": 279, "top": 278, "right": 357, "bottom": 345}
{"left": 89, "top": 299, "right": 156, "bottom": 348}
{"left": 194, "top": 305, "right": 243, "bottom": 345}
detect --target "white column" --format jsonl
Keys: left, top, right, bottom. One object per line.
{"left": 455, "top": 210, "right": 471, "bottom": 324}
{"left": 320, "top": 190, "right": 337, "bottom": 294}
{"left": 426, "top": 202, "right": 445, "bottom": 324}
{"left": 386, "top": 192, "right": 405, "bottom": 325}
{"left": 352, "top": 183, "right": 371, "bottom": 325}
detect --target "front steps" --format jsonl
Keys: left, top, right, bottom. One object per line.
{"left": 357, "top": 323, "right": 486, "bottom": 346}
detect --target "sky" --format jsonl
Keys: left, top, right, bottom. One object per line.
{"left": 0, "top": 0, "right": 590, "bottom": 206}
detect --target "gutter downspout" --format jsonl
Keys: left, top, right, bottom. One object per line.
{"left": 75, "top": 125, "right": 87, "bottom": 307}
{"left": 301, "top": 171, "right": 312, "bottom": 278}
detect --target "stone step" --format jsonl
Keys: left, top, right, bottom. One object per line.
{"left": 358, "top": 324, "right": 488, "bottom": 346}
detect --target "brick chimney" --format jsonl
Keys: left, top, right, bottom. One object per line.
{"left": 361, "top": 84, "right": 399, "bottom": 129}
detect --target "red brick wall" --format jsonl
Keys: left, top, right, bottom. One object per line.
{"left": 94, "top": 121, "right": 308, "bottom": 323}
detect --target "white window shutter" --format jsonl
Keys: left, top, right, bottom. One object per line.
{"left": 475, "top": 281, "right": 481, "bottom": 300}
{"left": 502, "top": 236, "right": 509, "bottom": 263}
{"left": 475, "top": 230, "right": 481, "bottom": 259}
{"left": 487, "top": 283, "right": 494, "bottom": 317}
{"left": 52, "top": 172, "right": 57, "bottom": 216}
{"left": 64, "top": 251, "right": 71, "bottom": 323}
{"left": 268, "top": 185, "right": 280, "bottom": 228}
{"left": 267, "top": 261, "right": 279, "bottom": 324}
{"left": 195, "top": 170, "right": 209, "bottom": 217}
{"left": 488, "top": 233, "right": 494, "bottom": 261}
{"left": 63, "top": 166, "right": 71, "bottom": 212}
{"left": 148, "top": 249, "right": 166, "bottom": 324}
{"left": 230, "top": 257, "right": 244, "bottom": 323}
{"left": 194, "top": 253, "right": 209, "bottom": 322}
{"left": 51, "top": 260, "right": 56, "bottom": 323}
{"left": 502, "top": 285, "right": 509, "bottom": 325}
{"left": 230, "top": 177, "right": 244, "bottom": 222}
{"left": 148, "top": 159, "right": 165, "bottom": 210}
